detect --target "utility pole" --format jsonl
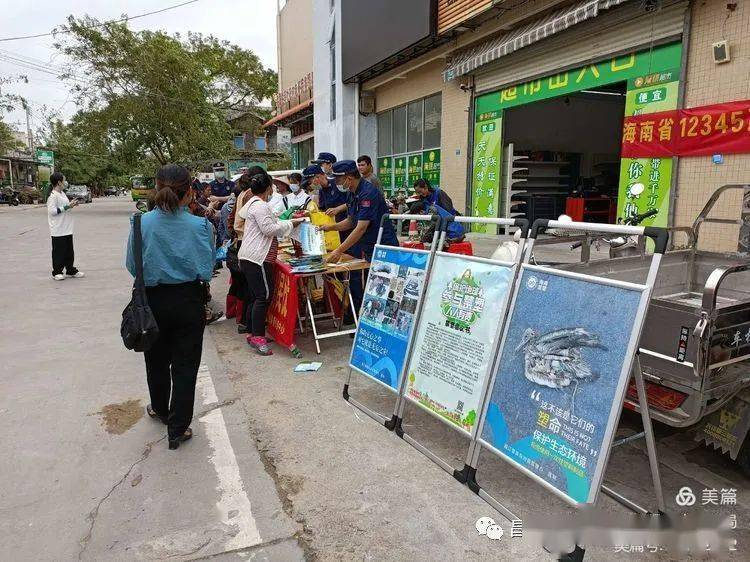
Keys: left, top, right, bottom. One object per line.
{"left": 23, "top": 101, "right": 34, "bottom": 153}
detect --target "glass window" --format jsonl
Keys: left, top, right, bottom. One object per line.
{"left": 423, "top": 94, "right": 441, "bottom": 148}
{"left": 392, "top": 105, "right": 407, "bottom": 154}
{"left": 377, "top": 111, "right": 392, "bottom": 156}
{"left": 407, "top": 100, "right": 423, "bottom": 152}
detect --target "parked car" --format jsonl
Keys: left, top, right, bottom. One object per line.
{"left": 104, "top": 186, "right": 119, "bottom": 196}
{"left": 66, "top": 185, "right": 92, "bottom": 204}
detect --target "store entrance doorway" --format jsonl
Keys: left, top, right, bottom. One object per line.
{"left": 502, "top": 83, "right": 627, "bottom": 224}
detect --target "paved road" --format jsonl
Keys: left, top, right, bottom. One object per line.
{"left": 1, "top": 198, "right": 749, "bottom": 561}
{"left": 0, "top": 198, "right": 302, "bottom": 561}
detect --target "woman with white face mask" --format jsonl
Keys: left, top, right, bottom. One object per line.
{"left": 272, "top": 174, "right": 316, "bottom": 215}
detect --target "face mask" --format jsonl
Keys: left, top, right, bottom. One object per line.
{"left": 214, "top": 171, "right": 225, "bottom": 179}
{"left": 289, "top": 184, "right": 300, "bottom": 193}
{"left": 336, "top": 181, "right": 348, "bottom": 193}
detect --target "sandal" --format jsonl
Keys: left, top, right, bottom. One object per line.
{"left": 248, "top": 336, "right": 273, "bottom": 356}
{"left": 146, "top": 404, "right": 168, "bottom": 425}
{"left": 168, "top": 428, "right": 193, "bottom": 450}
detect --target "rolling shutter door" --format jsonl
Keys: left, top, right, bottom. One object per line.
{"left": 474, "top": 0, "right": 688, "bottom": 94}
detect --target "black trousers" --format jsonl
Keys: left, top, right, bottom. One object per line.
{"left": 51, "top": 235, "right": 78, "bottom": 276}
{"left": 240, "top": 260, "right": 274, "bottom": 337}
{"left": 144, "top": 282, "right": 205, "bottom": 440}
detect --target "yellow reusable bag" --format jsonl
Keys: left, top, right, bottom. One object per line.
{"left": 310, "top": 211, "right": 341, "bottom": 251}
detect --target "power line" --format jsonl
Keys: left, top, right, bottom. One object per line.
{"left": 0, "top": 0, "right": 201, "bottom": 43}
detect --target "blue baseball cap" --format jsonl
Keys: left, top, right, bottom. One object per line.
{"left": 302, "top": 164, "right": 325, "bottom": 177}
{"left": 312, "top": 152, "right": 337, "bottom": 164}
{"left": 331, "top": 160, "right": 357, "bottom": 176}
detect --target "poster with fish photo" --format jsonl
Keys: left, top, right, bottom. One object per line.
{"left": 478, "top": 267, "right": 646, "bottom": 505}
{"left": 404, "top": 254, "right": 514, "bottom": 435}
{"left": 350, "top": 247, "right": 428, "bottom": 391}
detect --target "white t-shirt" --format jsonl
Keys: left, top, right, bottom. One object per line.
{"left": 47, "top": 189, "right": 74, "bottom": 237}
{"left": 272, "top": 190, "right": 311, "bottom": 215}
{"left": 267, "top": 190, "right": 284, "bottom": 214}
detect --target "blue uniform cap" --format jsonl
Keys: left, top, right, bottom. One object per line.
{"left": 302, "top": 164, "right": 325, "bottom": 177}
{"left": 331, "top": 160, "right": 357, "bottom": 176}
{"left": 312, "top": 152, "right": 337, "bottom": 164}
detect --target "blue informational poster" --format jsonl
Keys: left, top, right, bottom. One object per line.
{"left": 479, "top": 267, "right": 646, "bottom": 504}
{"left": 350, "top": 246, "right": 429, "bottom": 391}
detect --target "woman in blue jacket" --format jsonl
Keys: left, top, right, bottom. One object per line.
{"left": 126, "top": 164, "right": 215, "bottom": 450}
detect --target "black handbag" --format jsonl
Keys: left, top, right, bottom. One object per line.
{"left": 226, "top": 240, "right": 241, "bottom": 274}
{"left": 121, "top": 213, "right": 159, "bottom": 351}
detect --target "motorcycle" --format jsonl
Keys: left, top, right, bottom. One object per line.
{"left": 0, "top": 188, "right": 21, "bottom": 206}
{"left": 569, "top": 207, "right": 659, "bottom": 258}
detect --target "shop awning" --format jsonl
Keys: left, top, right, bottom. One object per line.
{"left": 262, "top": 99, "right": 313, "bottom": 128}
{"left": 442, "top": 0, "right": 631, "bottom": 82}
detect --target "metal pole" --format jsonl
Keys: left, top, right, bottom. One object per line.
{"left": 633, "top": 353, "right": 666, "bottom": 513}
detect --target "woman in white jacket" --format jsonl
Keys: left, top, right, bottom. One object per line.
{"left": 237, "top": 173, "right": 303, "bottom": 355}
{"left": 46, "top": 172, "right": 84, "bottom": 281}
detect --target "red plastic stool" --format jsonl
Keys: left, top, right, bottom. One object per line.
{"left": 446, "top": 241, "right": 473, "bottom": 256}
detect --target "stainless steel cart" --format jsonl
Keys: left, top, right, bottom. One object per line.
{"left": 555, "top": 185, "right": 750, "bottom": 469}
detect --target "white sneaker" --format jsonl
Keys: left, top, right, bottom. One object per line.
{"left": 67, "top": 271, "right": 85, "bottom": 278}
{"left": 53, "top": 274, "right": 65, "bottom": 281}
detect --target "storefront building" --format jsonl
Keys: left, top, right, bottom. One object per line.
{"left": 331, "top": 0, "right": 749, "bottom": 251}
{"left": 264, "top": 0, "right": 314, "bottom": 169}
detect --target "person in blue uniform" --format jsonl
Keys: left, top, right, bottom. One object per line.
{"left": 312, "top": 152, "right": 347, "bottom": 218}
{"left": 319, "top": 160, "right": 398, "bottom": 315}
{"left": 208, "top": 161, "right": 235, "bottom": 209}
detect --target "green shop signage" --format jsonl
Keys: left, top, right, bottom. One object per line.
{"left": 406, "top": 153, "right": 422, "bottom": 187}
{"left": 475, "top": 42, "right": 682, "bottom": 118}
{"left": 616, "top": 72, "right": 680, "bottom": 229}
{"left": 35, "top": 148, "right": 54, "bottom": 167}
{"left": 394, "top": 156, "right": 407, "bottom": 190}
{"left": 471, "top": 115, "right": 503, "bottom": 233}
{"left": 422, "top": 149, "right": 441, "bottom": 188}
{"left": 471, "top": 42, "right": 682, "bottom": 228}
{"left": 377, "top": 157, "right": 393, "bottom": 191}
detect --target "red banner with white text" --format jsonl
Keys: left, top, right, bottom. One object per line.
{"left": 266, "top": 260, "right": 298, "bottom": 348}
{"left": 621, "top": 100, "right": 750, "bottom": 158}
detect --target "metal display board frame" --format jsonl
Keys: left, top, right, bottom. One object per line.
{"left": 461, "top": 219, "right": 669, "bottom": 532}
{"left": 343, "top": 214, "right": 440, "bottom": 427}
{"left": 390, "top": 217, "right": 530, "bottom": 478}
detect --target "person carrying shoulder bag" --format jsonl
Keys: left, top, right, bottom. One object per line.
{"left": 125, "top": 164, "right": 215, "bottom": 450}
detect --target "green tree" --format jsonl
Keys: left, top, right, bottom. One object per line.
{"left": 43, "top": 115, "right": 141, "bottom": 190}
{"left": 55, "top": 15, "right": 277, "bottom": 165}
{"left": 0, "top": 120, "right": 21, "bottom": 156}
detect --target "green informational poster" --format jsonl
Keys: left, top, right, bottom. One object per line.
{"left": 471, "top": 112, "right": 503, "bottom": 233}
{"left": 377, "top": 157, "right": 393, "bottom": 192}
{"left": 422, "top": 149, "right": 441, "bottom": 188}
{"left": 406, "top": 153, "right": 422, "bottom": 188}
{"left": 394, "top": 156, "right": 407, "bottom": 191}
{"left": 616, "top": 71, "right": 680, "bottom": 228}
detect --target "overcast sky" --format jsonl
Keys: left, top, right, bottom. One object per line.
{"left": 0, "top": 0, "right": 278, "bottom": 134}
